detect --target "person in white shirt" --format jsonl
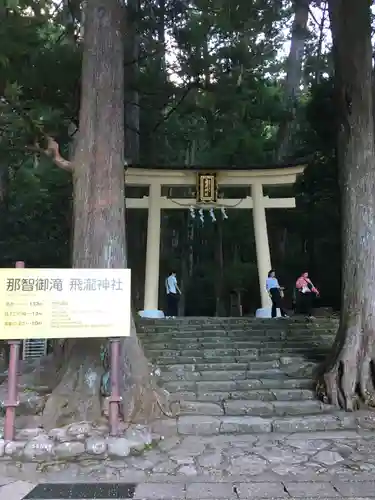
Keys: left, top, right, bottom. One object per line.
{"left": 265, "top": 270, "right": 288, "bottom": 318}
{"left": 165, "top": 271, "right": 181, "bottom": 318}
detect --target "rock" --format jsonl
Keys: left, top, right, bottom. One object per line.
{"left": 23, "top": 436, "right": 54, "bottom": 461}
{"left": 286, "top": 438, "right": 329, "bottom": 452}
{"left": 356, "top": 412, "right": 375, "bottom": 430}
{"left": 178, "top": 464, "right": 198, "bottom": 476}
{"left": 54, "top": 441, "right": 85, "bottom": 459}
{"left": 66, "top": 422, "right": 92, "bottom": 438}
{"left": 257, "top": 446, "right": 308, "bottom": 465}
{"left": 16, "top": 428, "right": 44, "bottom": 440}
{"left": 129, "top": 456, "right": 155, "bottom": 470}
{"left": 48, "top": 428, "right": 69, "bottom": 442}
{"left": 152, "top": 460, "right": 178, "bottom": 474}
{"left": 107, "top": 437, "right": 130, "bottom": 458}
{"left": 313, "top": 450, "right": 344, "bottom": 466}
{"left": 359, "top": 462, "right": 375, "bottom": 472}
{"left": 4, "top": 440, "right": 27, "bottom": 459}
{"left": 85, "top": 437, "right": 107, "bottom": 456}
{"left": 94, "top": 424, "right": 109, "bottom": 435}
{"left": 158, "top": 436, "right": 181, "bottom": 452}
{"left": 170, "top": 453, "right": 195, "bottom": 465}
{"left": 0, "top": 390, "right": 45, "bottom": 416}
{"left": 124, "top": 425, "right": 152, "bottom": 452}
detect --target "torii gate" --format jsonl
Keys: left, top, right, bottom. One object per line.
{"left": 125, "top": 164, "right": 305, "bottom": 317}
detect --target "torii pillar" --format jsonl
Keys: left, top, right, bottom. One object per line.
{"left": 142, "top": 182, "right": 163, "bottom": 316}
{"left": 251, "top": 182, "right": 272, "bottom": 310}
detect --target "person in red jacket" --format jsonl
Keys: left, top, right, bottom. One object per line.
{"left": 296, "top": 271, "right": 319, "bottom": 319}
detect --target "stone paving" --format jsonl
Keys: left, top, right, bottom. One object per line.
{"left": 3, "top": 429, "right": 375, "bottom": 498}
{"left": 2, "top": 317, "right": 375, "bottom": 499}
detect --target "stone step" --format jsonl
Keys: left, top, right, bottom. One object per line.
{"left": 140, "top": 335, "right": 333, "bottom": 344}
{"left": 138, "top": 326, "right": 337, "bottom": 338}
{"left": 161, "top": 369, "right": 278, "bottom": 382}
{"left": 143, "top": 338, "right": 333, "bottom": 352}
{"left": 139, "top": 323, "right": 337, "bottom": 331}
{"left": 139, "top": 318, "right": 338, "bottom": 327}
{"left": 139, "top": 328, "right": 337, "bottom": 337}
{"left": 150, "top": 345, "right": 328, "bottom": 357}
{"left": 145, "top": 345, "right": 327, "bottom": 356}
{"left": 174, "top": 412, "right": 357, "bottom": 435}
{"left": 170, "top": 387, "right": 316, "bottom": 402}
{"left": 164, "top": 362, "right": 248, "bottom": 372}
{"left": 159, "top": 366, "right": 315, "bottom": 383}
{"left": 163, "top": 360, "right": 281, "bottom": 372}
{"left": 163, "top": 377, "right": 313, "bottom": 394}
{"left": 141, "top": 318, "right": 341, "bottom": 442}
{"left": 143, "top": 339, "right": 330, "bottom": 347}
{"left": 146, "top": 349, "right": 328, "bottom": 365}
{"left": 154, "top": 357, "right": 325, "bottom": 368}
{"left": 141, "top": 338, "right": 334, "bottom": 348}
{"left": 178, "top": 399, "right": 331, "bottom": 417}
{"left": 141, "top": 331, "right": 329, "bottom": 338}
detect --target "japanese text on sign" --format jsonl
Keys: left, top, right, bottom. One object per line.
{"left": 196, "top": 173, "right": 217, "bottom": 203}
{"left": 0, "top": 268, "right": 131, "bottom": 340}
{"left": 6, "top": 277, "right": 124, "bottom": 293}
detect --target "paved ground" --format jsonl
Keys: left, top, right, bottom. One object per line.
{"left": 4, "top": 428, "right": 375, "bottom": 499}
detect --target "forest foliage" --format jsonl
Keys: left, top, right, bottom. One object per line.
{"left": 0, "top": 0, "right": 340, "bottom": 315}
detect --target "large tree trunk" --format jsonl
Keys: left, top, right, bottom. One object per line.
{"left": 317, "top": 0, "right": 375, "bottom": 411}
{"left": 124, "top": 0, "right": 140, "bottom": 164}
{"left": 277, "top": 0, "right": 310, "bottom": 160}
{"left": 41, "top": 0, "right": 167, "bottom": 430}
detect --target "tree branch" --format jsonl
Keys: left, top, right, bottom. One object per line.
{"left": 152, "top": 83, "right": 197, "bottom": 132}
{"left": 35, "top": 137, "right": 73, "bottom": 172}
{"left": 0, "top": 94, "right": 73, "bottom": 172}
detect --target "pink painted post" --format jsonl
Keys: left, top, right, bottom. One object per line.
{"left": 108, "top": 338, "right": 121, "bottom": 436}
{"left": 4, "top": 261, "right": 24, "bottom": 441}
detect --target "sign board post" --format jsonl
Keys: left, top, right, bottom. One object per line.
{"left": 0, "top": 266, "right": 131, "bottom": 440}
{"left": 109, "top": 338, "right": 121, "bottom": 436}
{"left": 4, "top": 261, "right": 24, "bottom": 441}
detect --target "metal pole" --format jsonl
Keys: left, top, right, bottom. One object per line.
{"left": 4, "top": 261, "right": 24, "bottom": 441}
{"left": 108, "top": 338, "right": 121, "bottom": 436}
{"left": 4, "top": 341, "right": 21, "bottom": 441}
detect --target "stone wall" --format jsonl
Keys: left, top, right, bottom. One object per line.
{"left": 0, "top": 422, "right": 155, "bottom": 462}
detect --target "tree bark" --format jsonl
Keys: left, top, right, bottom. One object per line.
{"left": 317, "top": 0, "right": 375, "bottom": 411}
{"left": 41, "top": 0, "right": 168, "bottom": 430}
{"left": 277, "top": 0, "right": 310, "bottom": 160}
{"left": 124, "top": 0, "right": 140, "bottom": 164}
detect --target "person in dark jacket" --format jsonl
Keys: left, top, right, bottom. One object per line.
{"left": 265, "top": 270, "right": 288, "bottom": 319}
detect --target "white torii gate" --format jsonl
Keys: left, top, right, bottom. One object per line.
{"left": 125, "top": 165, "right": 305, "bottom": 317}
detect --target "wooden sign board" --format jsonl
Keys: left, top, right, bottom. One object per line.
{"left": 196, "top": 173, "right": 218, "bottom": 203}
{"left": 0, "top": 268, "right": 131, "bottom": 340}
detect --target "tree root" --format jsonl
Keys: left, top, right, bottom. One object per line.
{"left": 120, "top": 381, "right": 180, "bottom": 429}
{"left": 316, "top": 321, "right": 375, "bottom": 411}
{"left": 119, "top": 316, "right": 181, "bottom": 427}
{"left": 41, "top": 338, "right": 104, "bottom": 430}
{"left": 1, "top": 316, "right": 180, "bottom": 431}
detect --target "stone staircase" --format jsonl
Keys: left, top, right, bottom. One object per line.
{"left": 138, "top": 317, "right": 364, "bottom": 436}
